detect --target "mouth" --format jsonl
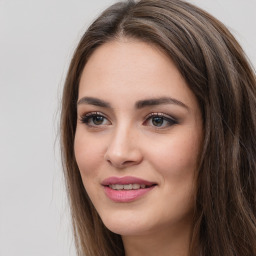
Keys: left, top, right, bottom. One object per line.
{"left": 108, "top": 183, "right": 154, "bottom": 190}
{"left": 101, "top": 176, "right": 157, "bottom": 202}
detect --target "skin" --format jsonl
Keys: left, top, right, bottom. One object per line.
{"left": 74, "top": 39, "right": 203, "bottom": 256}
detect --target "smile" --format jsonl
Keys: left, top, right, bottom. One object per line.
{"left": 102, "top": 176, "right": 157, "bottom": 202}
{"left": 109, "top": 184, "right": 147, "bottom": 190}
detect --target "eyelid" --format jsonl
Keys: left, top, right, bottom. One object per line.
{"left": 80, "top": 111, "right": 106, "bottom": 118}
{"left": 79, "top": 111, "right": 103, "bottom": 120}
{"left": 144, "top": 112, "right": 177, "bottom": 121}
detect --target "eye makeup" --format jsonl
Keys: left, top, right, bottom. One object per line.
{"left": 79, "top": 111, "right": 111, "bottom": 127}
{"left": 143, "top": 112, "right": 178, "bottom": 128}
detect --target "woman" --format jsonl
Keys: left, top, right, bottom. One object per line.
{"left": 60, "top": 0, "right": 256, "bottom": 255}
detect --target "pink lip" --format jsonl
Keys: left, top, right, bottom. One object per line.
{"left": 102, "top": 176, "right": 157, "bottom": 203}
{"left": 101, "top": 176, "right": 155, "bottom": 186}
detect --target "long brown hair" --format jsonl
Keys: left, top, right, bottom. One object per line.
{"left": 60, "top": 0, "right": 256, "bottom": 255}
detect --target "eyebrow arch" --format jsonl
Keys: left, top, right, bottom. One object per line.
{"left": 77, "top": 97, "right": 111, "bottom": 108}
{"left": 77, "top": 96, "right": 189, "bottom": 110}
{"left": 135, "top": 97, "right": 189, "bottom": 110}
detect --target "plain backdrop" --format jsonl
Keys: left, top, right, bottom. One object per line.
{"left": 0, "top": 0, "right": 255, "bottom": 255}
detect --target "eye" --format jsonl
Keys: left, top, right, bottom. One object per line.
{"left": 80, "top": 112, "right": 111, "bottom": 127}
{"left": 144, "top": 113, "right": 177, "bottom": 128}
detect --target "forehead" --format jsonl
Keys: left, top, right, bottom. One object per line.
{"left": 78, "top": 39, "right": 197, "bottom": 109}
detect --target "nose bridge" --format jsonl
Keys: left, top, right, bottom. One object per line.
{"left": 104, "top": 120, "right": 142, "bottom": 168}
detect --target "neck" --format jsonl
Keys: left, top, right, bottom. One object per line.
{"left": 122, "top": 220, "right": 193, "bottom": 256}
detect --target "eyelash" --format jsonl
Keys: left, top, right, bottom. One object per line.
{"left": 79, "top": 112, "right": 110, "bottom": 127}
{"left": 79, "top": 112, "right": 178, "bottom": 128}
{"left": 143, "top": 113, "right": 178, "bottom": 128}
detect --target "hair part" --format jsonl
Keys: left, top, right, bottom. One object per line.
{"left": 61, "top": 0, "right": 256, "bottom": 255}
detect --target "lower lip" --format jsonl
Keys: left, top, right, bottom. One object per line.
{"left": 103, "top": 186, "right": 155, "bottom": 203}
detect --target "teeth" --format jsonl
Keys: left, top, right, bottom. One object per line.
{"left": 132, "top": 184, "right": 140, "bottom": 189}
{"left": 109, "top": 184, "right": 147, "bottom": 190}
{"left": 124, "top": 184, "right": 133, "bottom": 190}
{"left": 115, "top": 184, "right": 124, "bottom": 190}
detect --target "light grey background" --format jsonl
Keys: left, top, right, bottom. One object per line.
{"left": 0, "top": 1, "right": 255, "bottom": 256}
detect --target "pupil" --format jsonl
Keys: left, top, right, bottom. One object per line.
{"left": 93, "top": 116, "right": 104, "bottom": 125}
{"left": 152, "top": 117, "right": 163, "bottom": 126}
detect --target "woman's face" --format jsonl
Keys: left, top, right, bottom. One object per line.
{"left": 74, "top": 40, "right": 202, "bottom": 238}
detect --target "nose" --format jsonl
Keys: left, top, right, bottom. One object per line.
{"left": 104, "top": 125, "right": 143, "bottom": 169}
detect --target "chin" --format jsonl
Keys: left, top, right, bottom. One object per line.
{"left": 100, "top": 211, "right": 152, "bottom": 236}
{"left": 106, "top": 223, "right": 150, "bottom": 237}
{"left": 99, "top": 205, "right": 194, "bottom": 238}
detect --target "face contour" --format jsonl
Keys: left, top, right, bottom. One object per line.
{"left": 74, "top": 40, "right": 202, "bottom": 238}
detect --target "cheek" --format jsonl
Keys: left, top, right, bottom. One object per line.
{"left": 74, "top": 130, "right": 105, "bottom": 179}
{"left": 146, "top": 130, "right": 200, "bottom": 187}
{"left": 74, "top": 131, "right": 107, "bottom": 203}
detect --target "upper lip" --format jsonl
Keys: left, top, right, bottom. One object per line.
{"left": 101, "top": 176, "right": 156, "bottom": 186}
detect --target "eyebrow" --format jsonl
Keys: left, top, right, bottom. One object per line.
{"left": 77, "top": 96, "right": 188, "bottom": 110}
{"left": 135, "top": 97, "right": 189, "bottom": 109}
{"left": 77, "top": 97, "right": 111, "bottom": 108}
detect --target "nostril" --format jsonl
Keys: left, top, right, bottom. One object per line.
{"left": 122, "top": 160, "right": 136, "bottom": 165}
{"left": 106, "top": 159, "right": 136, "bottom": 168}
{"left": 104, "top": 145, "right": 143, "bottom": 168}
